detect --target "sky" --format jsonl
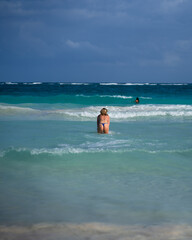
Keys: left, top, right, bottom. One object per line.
{"left": 0, "top": 0, "right": 192, "bottom": 83}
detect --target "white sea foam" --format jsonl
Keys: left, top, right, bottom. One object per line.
{"left": 1, "top": 104, "right": 192, "bottom": 120}
{"left": 5, "top": 82, "right": 18, "bottom": 85}
{"left": 31, "top": 147, "right": 87, "bottom": 155}
{"left": 1, "top": 145, "right": 192, "bottom": 157}
{"left": 0, "top": 146, "right": 119, "bottom": 156}
{"left": 124, "top": 83, "right": 159, "bottom": 86}
{"left": 21, "top": 82, "right": 42, "bottom": 85}
{"left": 118, "top": 83, "right": 189, "bottom": 86}
{"left": 125, "top": 83, "right": 146, "bottom": 85}
{"left": 160, "top": 83, "right": 188, "bottom": 85}
{"left": 100, "top": 83, "right": 119, "bottom": 85}
{"left": 0, "top": 150, "right": 6, "bottom": 157}
{"left": 0, "top": 223, "right": 192, "bottom": 240}
{"left": 106, "top": 82, "right": 190, "bottom": 86}
{"left": 58, "top": 82, "right": 90, "bottom": 85}
{"left": 100, "top": 83, "right": 155, "bottom": 86}
{"left": 100, "top": 83, "right": 153, "bottom": 85}
{"left": 75, "top": 94, "right": 133, "bottom": 99}
{"left": 102, "top": 95, "right": 133, "bottom": 99}
{"left": 71, "top": 83, "right": 89, "bottom": 85}
{"left": 32, "top": 82, "right": 42, "bottom": 85}
{"left": 59, "top": 82, "right": 74, "bottom": 85}
{"left": 54, "top": 105, "right": 192, "bottom": 120}
{"left": 124, "top": 83, "right": 189, "bottom": 86}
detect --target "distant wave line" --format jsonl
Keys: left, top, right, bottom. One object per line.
{"left": 76, "top": 94, "right": 134, "bottom": 99}
{"left": 1, "top": 82, "right": 190, "bottom": 86}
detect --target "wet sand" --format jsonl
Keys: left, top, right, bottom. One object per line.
{"left": 0, "top": 223, "right": 192, "bottom": 240}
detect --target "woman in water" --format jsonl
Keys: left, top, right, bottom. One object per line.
{"left": 97, "top": 108, "right": 110, "bottom": 134}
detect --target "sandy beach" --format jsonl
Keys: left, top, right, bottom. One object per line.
{"left": 1, "top": 223, "right": 192, "bottom": 240}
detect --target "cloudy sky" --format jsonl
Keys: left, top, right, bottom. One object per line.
{"left": 0, "top": 0, "right": 192, "bottom": 82}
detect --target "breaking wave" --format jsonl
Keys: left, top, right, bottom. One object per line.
{"left": 1, "top": 104, "right": 192, "bottom": 120}
{"left": 1, "top": 144, "right": 192, "bottom": 157}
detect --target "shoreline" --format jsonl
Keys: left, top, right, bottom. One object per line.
{"left": 0, "top": 222, "right": 192, "bottom": 240}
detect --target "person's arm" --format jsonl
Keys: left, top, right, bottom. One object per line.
{"left": 97, "top": 115, "right": 100, "bottom": 129}
{"left": 107, "top": 115, "right": 110, "bottom": 125}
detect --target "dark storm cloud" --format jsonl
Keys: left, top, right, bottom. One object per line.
{"left": 0, "top": 0, "right": 192, "bottom": 82}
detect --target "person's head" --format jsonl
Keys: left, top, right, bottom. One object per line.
{"left": 100, "top": 108, "right": 108, "bottom": 115}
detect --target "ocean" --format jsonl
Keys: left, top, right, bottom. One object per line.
{"left": 0, "top": 82, "right": 192, "bottom": 239}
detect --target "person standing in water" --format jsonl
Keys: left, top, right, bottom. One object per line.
{"left": 97, "top": 108, "right": 110, "bottom": 134}
{"left": 135, "top": 97, "right": 139, "bottom": 103}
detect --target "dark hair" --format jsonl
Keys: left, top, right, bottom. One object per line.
{"left": 100, "top": 108, "right": 108, "bottom": 115}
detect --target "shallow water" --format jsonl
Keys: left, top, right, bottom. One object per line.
{"left": 0, "top": 120, "right": 192, "bottom": 226}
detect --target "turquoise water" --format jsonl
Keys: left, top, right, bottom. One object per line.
{"left": 0, "top": 83, "right": 192, "bottom": 238}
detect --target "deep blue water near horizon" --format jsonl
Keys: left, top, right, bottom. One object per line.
{"left": 0, "top": 82, "right": 192, "bottom": 233}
